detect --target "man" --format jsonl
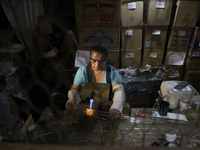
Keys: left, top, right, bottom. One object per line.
{"left": 66, "top": 44, "right": 125, "bottom": 119}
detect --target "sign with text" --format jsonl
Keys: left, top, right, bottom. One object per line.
{"left": 75, "top": 0, "right": 121, "bottom": 26}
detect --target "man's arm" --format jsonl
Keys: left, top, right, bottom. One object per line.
{"left": 65, "top": 84, "right": 81, "bottom": 111}
{"left": 109, "top": 83, "right": 125, "bottom": 119}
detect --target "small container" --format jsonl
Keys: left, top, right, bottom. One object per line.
{"left": 193, "top": 101, "right": 200, "bottom": 112}
{"left": 159, "top": 101, "right": 169, "bottom": 116}
{"left": 179, "top": 98, "right": 189, "bottom": 113}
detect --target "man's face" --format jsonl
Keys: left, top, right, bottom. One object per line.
{"left": 90, "top": 51, "right": 107, "bottom": 72}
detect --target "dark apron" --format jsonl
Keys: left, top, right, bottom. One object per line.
{"left": 86, "top": 63, "right": 113, "bottom": 101}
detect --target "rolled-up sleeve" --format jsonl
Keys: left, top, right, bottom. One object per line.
{"left": 110, "top": 67, "right": 122, "bottom": 85}
{"left": 73, "top": 65, "right": 87, "bottom": 87}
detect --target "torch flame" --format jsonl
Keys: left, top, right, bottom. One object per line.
{"left": 86, "top": 108, "right": 95, "bottom": 116}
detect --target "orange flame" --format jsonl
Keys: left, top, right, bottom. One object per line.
{"left": 86, "top": 108, "right": 95, "bottom": 116}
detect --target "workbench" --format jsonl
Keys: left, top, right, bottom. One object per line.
{"left": 27, "top": 105, "right": 200, "bottom": 148}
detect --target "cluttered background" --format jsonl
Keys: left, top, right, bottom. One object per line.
{"left": 1, "top": 0, "right": 200, "bottom": 149}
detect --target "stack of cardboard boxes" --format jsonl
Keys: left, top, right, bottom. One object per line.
{"left": 75, "top": 0, "right": 121, "bottom": 68}
{"left": 143, "top": 0, "right": 173, "bottom": 67}
{"left": 183, "top": 26, "right": 200, "bottom": 89}
{"left": 121, "top": 1, "right": 143, "bottom": 68}
{"left": 184, "top": 1, "right": 200, "bottom": 89}
{"left": 164, "top": 0, "right": 200, "bottom": 80}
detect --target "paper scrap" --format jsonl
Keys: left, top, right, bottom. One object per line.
{"left": 145, "top": 41, "right": 156, "bottom": 47}
{"left": 126, "top": 53, "right": 134, "bottom": 58}
{"left": 75, "top": 50, "right": 90, "bottom": 67}
{"left": 125, "top": 30, "right": 133, "bottom": 36}
{"left": 178, "top": 30, "right": 186, "bottom": 37}
{"left": 156, "top": 2, "right": 165, "bottom": 9}
{"left": 149, "top": 52, "right": 158, "bottom": 58}
{"left": 152, "top": 30, "right": 161, "bottom": 35}
{"left": 167, "top": 51, "right": 186, "bottom": 65}
{"left": 152, "top": 111, "right": 188, "bottom": 121}
{"left": 128, "top": 2, "right": 136, "bottom": 9}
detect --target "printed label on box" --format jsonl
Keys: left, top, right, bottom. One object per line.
{"left": 152, "top": 30, "right": 161, "bottom": 35}
{"left": 128, "top": 2, "right": 136, "bottom": 9}
{"left": 79, "top": 26, "right": 119, "bottom": 49}
{"left": 169, "top": 70, "right": 179, "bottom": 78}
{"left": 149, "top": 52, "right": 157, "bottom": 58}
{"left": 156, "top": 2, "right": 165, "bottom": 9}
{"left": 126, "top": 53, "right": 134, "bottom": 58}
{"left": 192, "top": 52, "right": 200, "bottom": 57}
{"left": 125, "top": 30, "right": 133, "bottom": 36}
{"left": 83, "top": 30, "right": 114, "bottom": 44}
{"left": 145, "top": 41, "right": 156, "bottom": 47}
{"left": 178, "top": 31, "right": 186, "bottom": 37}
{"left": 167, "top": 51, "right": 186, "bottom": 65}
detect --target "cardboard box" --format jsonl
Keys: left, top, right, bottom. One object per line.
{"left": 167, "top": 27, "right": 193, "bottom": 49}
{"left": 108, "top": 50, "right": 119, "bottom": 68}
{"left": 164, "top": 49, "right": 188, "bottom": 68}
{"left": 142, "top": 48, "right": 164, "bottom": 67}
{"left": 188, "top": 82, "right": 200, "bottom": 92}
{"left": 147, "top": 0, "right": 173, "bottom": 25}
{"left": 183, "top": 70, "right": 200, "bottom": 82}
{"left": 173, "top": 0, "right": 200, "bottom": 27}
{"left": 121, "top": 49, "right": 141, "bottom": 68}
{"left": 121, "top": 26, "right": 143, "bottom": 49}
{"left": 144, "top": 26, "right": 168, "bottom": 48}
{"left": 185, "top": 55, "right": 200, "bottom": 71}
{"left": 121, "top": 1, "right": 143, "bottom": 26}
{"left": 163, "top": 67, "right": 184, "bottom": 81}
{"left": 75, "top": 0, "right": 121, "bottom": 26}
{"left": 20, "top": 114, "right": 35, "bottom": 135}
{"left": 78, "top": 26, "right": 120, "bottom": 50}
{"left": 189, "top": 27, "right": 200, "bottom": 51}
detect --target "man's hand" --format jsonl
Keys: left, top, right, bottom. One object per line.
{"left": 109, "top": 109, "right": 123, "bottom": 120}
{"left": 65, "top": 102, "right": 75, "bottom": 111}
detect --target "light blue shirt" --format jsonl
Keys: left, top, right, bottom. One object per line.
{"left": 74, "top": 64, "right": 121, "bottom": 87}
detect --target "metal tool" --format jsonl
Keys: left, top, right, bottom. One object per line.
{"left": 135, "top": 113, "right": 145, "bottom": 118}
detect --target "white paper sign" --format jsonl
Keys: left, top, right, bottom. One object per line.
{"left": 125, "top": 30, "right": 133, "bottom": 36}
{"left": 145, "top": 41, "right": 156, "bottom": 47}
{"left": 152, "top": 30, "right": 161, "bottom": 35}
{"left": 126, "top": 53, "right": 134, "bottom": 58}
{"left": 178, "top": 30, "right": 186, "bottom": 37}
{"left": 149, "top": 52, "right": 157, "bottom": 58}
{"left": 128, "top": 2, "right": 136, "bottom": 9}
{"left": 167, "top": 51, "right": 186, "bottom": 65}
{"left": 192, "top": 52, "right": 200, "bottom": 57}
{"left": 156, "top": 2, "right": 165, "bottom": 8}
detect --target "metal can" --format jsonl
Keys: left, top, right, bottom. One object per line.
{"left": 179, "top": 98, "right": 189, "bottom": 113}
{"left": 193, "top": 101, "right": 200, "bottom": 112}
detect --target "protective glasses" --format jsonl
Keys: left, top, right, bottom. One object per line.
{"left": 90, "top": 57, "right": 107, "bottom": 64}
